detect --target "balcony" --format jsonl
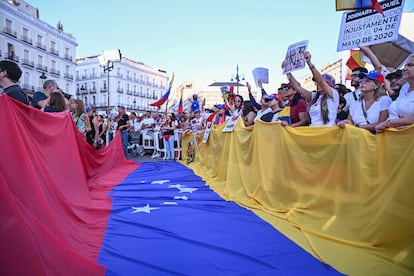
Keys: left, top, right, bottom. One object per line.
{"left": 100, "top": 88, "right": 107, "bottom": 92}
{"left": 64, "top": 73, "right": 73, "bottom": 80}
{"left": 89, "top": 88, "right": 97, "bottom": 94}
{"left": 64, "top": 54, "right": 72, "bottom": 61}
{"left": 21, "top": 59, "right": 35, "bottom": 68}
{"left": 116, "top": 88, "right": 124, "bottom": 94}
{"left": 49, "top": 48, "right": 59, "bottom": 56}
{"left": 126, "top": 89, "right": 133, "bottom": 95}
{"left": 3, "top": 27, "right": 17, "bottom": 38}
{"left": 36, "top": 64, "right": 48, "bottom": 72}
{"left": 21, "top": 35, "right": 33, "bottom": 45}
{"left": 50, "top": 68, "right": 60, "bottom": 76}
{"left": 36, "top": 42, "right": 46, "bottom": 51}
{"left": 5, "top": 52, "right": 19, "bottom": 63}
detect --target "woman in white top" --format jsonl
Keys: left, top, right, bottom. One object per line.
{"left": 229, "top": 95, "right": 244, "bottom": 117}
{"left": 338, "top": 70, "right": 391, "bottom": 133}
{"left": 376, "top": 54, "right": 414, "bottom": 133}
{"left": 287, "top": 51, "right": 339, "bottom": 126}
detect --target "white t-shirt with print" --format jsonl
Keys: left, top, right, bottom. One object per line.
{"left": 309, "top": 89, "right": 339, "bottom": 126}
{"left": 350, "top": 95, "right": 392, "bottom": 125}
{"left": 388, "top": 82, "right": 414, "bottom": 120}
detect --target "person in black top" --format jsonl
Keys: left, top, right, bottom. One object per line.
{"left": 0, "top": 60, "right": 28, "bottom": 104}
{"left": 116, "top": 106, "right": 130, "bottom": 157}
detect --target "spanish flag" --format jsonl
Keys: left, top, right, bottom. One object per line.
{"left": 346, "top": 49, "right": 366, "bottom": 70}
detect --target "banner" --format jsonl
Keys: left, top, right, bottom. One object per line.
{"left": 337, "top": 0, "right": 405, "bottom": 51}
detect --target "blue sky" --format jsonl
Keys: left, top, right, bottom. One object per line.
{"left": 34, "top": 0, "right": 413, "bottom": 92}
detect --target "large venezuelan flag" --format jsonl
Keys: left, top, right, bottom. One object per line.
{"left": 0, "top": 95, "right": 342, "bottom": 275}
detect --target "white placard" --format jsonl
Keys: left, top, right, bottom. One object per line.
{"left": 202, "top": 122, "right": 213, "bottom": 143}
{"left": 252, "top": 67, "right": 269, "bottom": 87}
{"left": 222, "top": 116, "right": 240, "bottom": 133}
{"left": 282, "top": 40, "right": 308, "bottom": 74}
{"left": 337, "top": 0, "right": 405, "bottom": 51}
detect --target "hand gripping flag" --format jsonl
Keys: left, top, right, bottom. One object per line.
{"left": 149, "top": 73, "right": 174, "bottom": 107}
{"left": 336, "top": 0, "right": 384, "bottom": 15}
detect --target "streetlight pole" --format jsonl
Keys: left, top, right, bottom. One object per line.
{"left": 231, "top": 64, "right": 244, "bottom": 95}
{"left": 103, "top": 60, "right": 113, "bottom": 115}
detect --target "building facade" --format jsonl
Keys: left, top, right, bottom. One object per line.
{"left": 76, "top": 54, "right": 169, "bottom": 114}
{"left": 0, "top": 0, "right": 77, "bottom": 97}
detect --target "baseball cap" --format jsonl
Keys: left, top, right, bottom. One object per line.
{"left": 264, "top": 93, "right": 283, "bottom": 102}
{"left": 358, "top": 70, "right": 384, "bottom": 84}
{"left": 385, "top": 69, "right": 402, "bottom": 80}
{"left": 86, "top": 105, "right": 93, "bottom": 112}
{"left": 279, "top": 83, "right": 293, "bottom": 90}
{"left": 32, "top": 92, "right": 48, "bottom": 109}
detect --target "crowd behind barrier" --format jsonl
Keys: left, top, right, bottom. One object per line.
{"left": 180, "top": 119, "right": 414, "bottom": 276}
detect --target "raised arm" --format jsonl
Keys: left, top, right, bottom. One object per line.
{"left": 247, "top": 82, "right": 262, "bottom": 110}
{"left": 359, "top": 45, "right": 382, "bottom": 72}
{"left": 304, "top": 51, "right": 334, "bottom": 99}
{"left": 286, "top": 72, "right": 313, "bottom": 102}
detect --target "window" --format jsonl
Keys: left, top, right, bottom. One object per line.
{"left": 93, "top": 96, "right": 96, "bottom": 105}
{"left": 84, "top": 97, "right": 88, "bottom": 105}
{"left": 37, "top": 34, "right": 42, "bottom": 43}
{"left": 92, "top": 82, "right": 96, "bottom": 90}
{"left": 103, "top": 80, "right": 107, "bottom": 89}
{"left": 65, "top": 65, "right": 70, "bottom": 74}
{"left": 6, "top": 19, "right": 12, "bottom": 30}
{"left": 51, "top": 60, "right": 56, "bottom": 70}
{"left": 24, "top": 49, "right": 29, "bottom": 59}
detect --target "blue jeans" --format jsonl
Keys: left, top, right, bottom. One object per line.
{"left": 121, "top": 130, "right": 128, "bottom": 157}
{"left": 164, "top": 135, "right": 175, "bottom": 159}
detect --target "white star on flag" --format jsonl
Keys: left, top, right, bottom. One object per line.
{"left": 169, "top": 184, "right": 184, "bottom": 189}
{"left": 177, "top": 187, "right": 198, "bottom": 193}
{"left": 131, "top": 203, "right": 160, "bottom": 214}
{"left": 151, "top": 180, "right": 170, "bottom": 185}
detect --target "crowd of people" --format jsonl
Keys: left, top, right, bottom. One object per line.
{"left": 1, "top": 49, "right": 413, "bottom": 159}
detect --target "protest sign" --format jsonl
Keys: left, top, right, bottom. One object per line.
{"left": 337, "top": 0, "right": 405, "bottom": 51}
{"left": 202, "top": 122, "right": 213, "bottom": 143}
{"left": 282, "top": 40, "right": 308, "bottom": 74}
{"left": 252, "top": 67, "right": 269, "bottom": 87}
{"left": 222, "top": 116, "right": 240, "bottom": 133}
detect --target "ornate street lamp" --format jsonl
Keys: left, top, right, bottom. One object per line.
{"left": 230, "top": 64, "right": 245, "bottom": 95}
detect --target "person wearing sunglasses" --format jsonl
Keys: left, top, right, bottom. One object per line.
{"left": 338, "top": 70, "right": 391, "bottom": 133}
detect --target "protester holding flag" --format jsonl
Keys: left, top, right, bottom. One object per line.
{"left": 287, "top": 52, "right": 339, "bottom": 126}
{"left": 279, "top": 83, "right": 308, "bottom": 127}
{"left": 338, "top": 70, "right": 391, "bottom": 133}
{"left": 376, "top": 54, "right": 414, "bottom": 133}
